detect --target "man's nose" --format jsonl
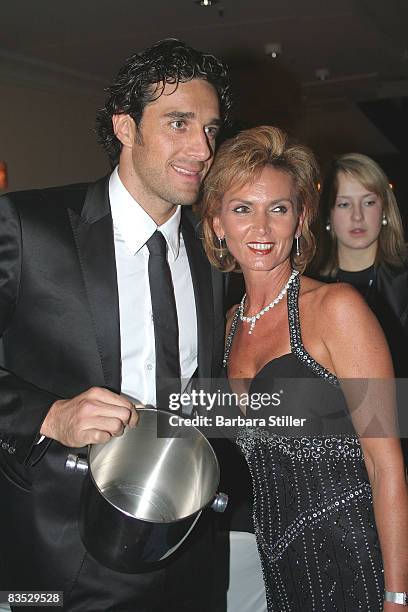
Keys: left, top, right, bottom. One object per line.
{"left": 187, "top": 128, "right": 213, "bottom": 162}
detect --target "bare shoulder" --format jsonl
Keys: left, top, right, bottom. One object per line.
{"left": 300, "top": 275, "right": 369, "bottom": 323}
{"left": 299, "top": 275, "right": 385, "bottom": 363}
{"left": 302, "top": 276, "right": 393, "bottom": 376}
{"left": 321, "top": 282, "right": 372, "bottom": 329}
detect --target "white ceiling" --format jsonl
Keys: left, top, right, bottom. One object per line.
{"left": 1, "top": 0, "right": 407, "bottom": 157}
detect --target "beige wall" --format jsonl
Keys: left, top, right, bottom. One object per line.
{"left": 0, "top": 80, "right": 110, "bottom": 193}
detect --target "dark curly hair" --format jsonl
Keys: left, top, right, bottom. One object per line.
{"left": 96, "top": 38, "right": 232, "bottom": 164}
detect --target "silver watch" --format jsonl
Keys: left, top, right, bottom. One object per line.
{"left": 384, "top": 591, "right": 408, "bottom": 606}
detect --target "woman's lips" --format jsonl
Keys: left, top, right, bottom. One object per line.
{"left": 247, "top": 242, "right": 274, "bottom": 255}
{"left": 350, "top": 228, "right": 367, "bottom": 236}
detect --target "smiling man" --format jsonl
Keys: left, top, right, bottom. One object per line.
{"left": 112, "top": 79, "right": 222, "bottom": 222}
{"left": 0, "top": 39, "right": 231, "bottom": 611}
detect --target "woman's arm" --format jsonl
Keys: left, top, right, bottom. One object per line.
{"left": 322, "top": 283, "right": 408, "bottom": 610}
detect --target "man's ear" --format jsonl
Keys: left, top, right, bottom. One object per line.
{"left": 112, "top": 114, "right": 136, "bottom": 148}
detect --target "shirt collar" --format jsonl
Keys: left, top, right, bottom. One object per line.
{"left": 109, "top": 166, "right": 181, "bottom": 261}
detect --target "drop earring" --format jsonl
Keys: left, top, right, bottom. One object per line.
{"left": 325, "top": 221, "right": 331, "bottom": 232}
{"left": 218, "top": 236, "right": 224, "bottom": 259}
{"left": 295, "top": 235, "right": 301, "bottom": 257}
{"left": 382, "top": 215, "right": 388, "bottom": 227}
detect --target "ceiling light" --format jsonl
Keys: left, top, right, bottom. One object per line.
{"left": 315, "top": 68, "right": 330, "bottom": 81}
{"left": 195, "top": 0, "right": 218, "bottom": 6}
{"left": 264, "top": 43, "right": 282, "bottom": 59}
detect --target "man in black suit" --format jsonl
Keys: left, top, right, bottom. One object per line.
{"left": 0, "top": 39, "right": 231, "bottom": 611}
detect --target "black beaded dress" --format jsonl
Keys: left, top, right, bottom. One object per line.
{"left": 223, "top": 275, "right": 384, "bottom": 612}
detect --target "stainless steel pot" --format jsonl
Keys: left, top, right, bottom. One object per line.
{"left": 65, "top": 408, "right": 227, "bottom": 573}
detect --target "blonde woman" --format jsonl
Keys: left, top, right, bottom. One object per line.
{"left": 311, "top": 153, "right": 407, "bottom": 373}
{"left": 200, "top": 127, "right": 408, "bottom": 611}
{"left": 311, "top": 153, "right": 408, "bottom": 463}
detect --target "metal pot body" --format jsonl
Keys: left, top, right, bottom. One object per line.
{"left": 78, "top": 409, "right": 220, "bottom": 572}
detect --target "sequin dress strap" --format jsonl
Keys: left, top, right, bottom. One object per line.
{"left": 223, "top": 307, "right": 240, "bottom": 368}
{"left": 288, "top": 275, "right": 339, "bottom": 386}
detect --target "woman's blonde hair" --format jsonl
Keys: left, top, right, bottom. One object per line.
{"left": 312, "top": 152, "right": 407, "bottom": 276}
{"left": 199, "top": 125, "right": 320, "bottom": 273}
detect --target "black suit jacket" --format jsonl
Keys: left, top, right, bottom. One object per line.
{"left": 376, "top": 263, "right": 408, "bottom": 335}
{"left": 0, "top": 177, "right": 226, "bottom": 611}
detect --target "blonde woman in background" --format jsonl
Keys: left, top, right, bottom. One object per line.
{"left": 311, "top": 153, "right": 408, "bottom": 463}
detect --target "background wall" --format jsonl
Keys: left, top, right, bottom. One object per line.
{"left": 0, "top": 4, "right": 406, "bottom": 203}
{"left": 0, "top": 76, "right": 109, "bottom": 193}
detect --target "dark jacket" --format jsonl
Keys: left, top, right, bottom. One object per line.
{"left": 0, "top": 177, "right": 226, "bottom": 611}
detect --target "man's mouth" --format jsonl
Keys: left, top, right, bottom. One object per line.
{"left": 171, "top": 164, "right": 203, "bottom": 179}
{"left": 247, "top": 242, "right": 274, "bottom": 254}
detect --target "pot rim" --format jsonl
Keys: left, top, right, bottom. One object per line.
{"left": 87, "top": 408, "right": 220, "bottom": 524}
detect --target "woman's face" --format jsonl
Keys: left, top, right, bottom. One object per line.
{"left": 213, "top": 166, "right": 303, "bottom": 274}
{"left": 330, "top": 172, "right": 383, "bottom": 254}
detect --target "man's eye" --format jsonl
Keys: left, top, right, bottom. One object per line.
{"left": 171, "top": 120, "right": 185, "bottom": 129}
{"left": 205, "top": 126, "right": 220, "bottom": 139}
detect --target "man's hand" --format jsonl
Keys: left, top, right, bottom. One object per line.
{"left": 40, "top": 387, "right": 140, "bottom": 447}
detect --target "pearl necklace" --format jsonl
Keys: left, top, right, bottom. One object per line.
{"left": 239, "top": 269, "right": 299, "bottom": 335}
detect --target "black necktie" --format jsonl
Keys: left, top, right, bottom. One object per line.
{"left": 146, "top": 231, "right": 181, "bottom": 410}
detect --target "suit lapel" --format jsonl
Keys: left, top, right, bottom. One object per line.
{"left": 377, "top": 264, "right": 408, "bottom": 326}
{"left": 69, "top": 177, "right": 121, "bottom": 392}
{"left": 181, "top": 210, "right": 214, "bottom": 379}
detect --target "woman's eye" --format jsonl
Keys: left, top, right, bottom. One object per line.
{"left": 271, "top": 205, "right": 288, "bottom": 214}
{"left": 232, "top": 205, "right": 250, "bottom": 213}
{"left": 363, "top": 200, "right": 376, "bottom": 206}
{"left": 336, "top": 201, "right": 350, "bottom": 208}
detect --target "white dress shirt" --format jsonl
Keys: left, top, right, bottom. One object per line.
{"left": 109, "top": 167, "right": 197, "bottom": 406}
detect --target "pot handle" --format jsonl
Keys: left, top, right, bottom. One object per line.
{"left": 65, "top": 453, "right": 89, "bottom": 475}
{"left": 211, "top": 492, "right": 228, "bottom": 513}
